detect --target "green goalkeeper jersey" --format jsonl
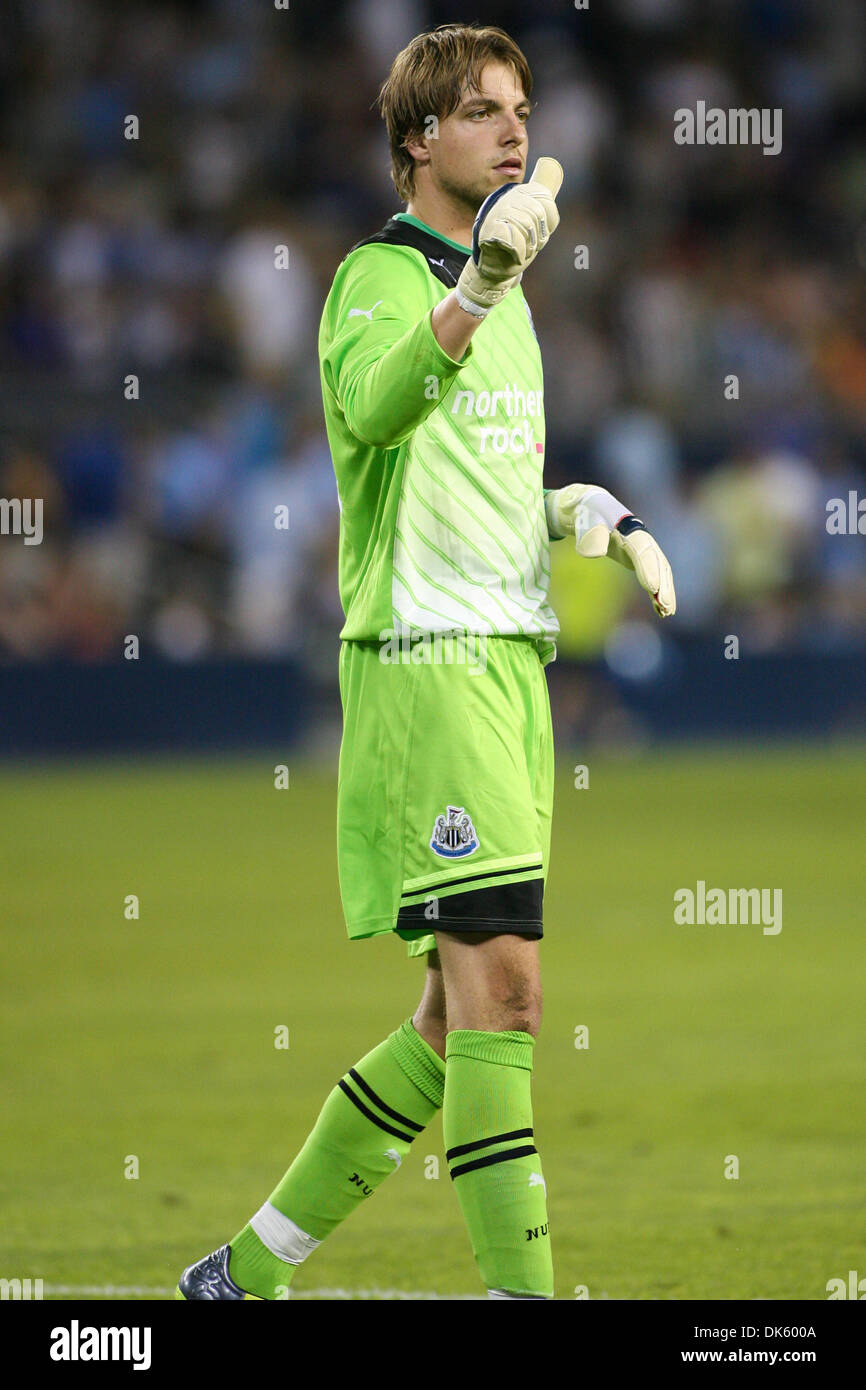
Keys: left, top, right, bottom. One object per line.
{"left": 318, "top": 211, "right": 559, "bottom": 663}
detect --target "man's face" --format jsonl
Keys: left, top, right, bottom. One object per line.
{"left": 411, "top": 60, "right": 530, "bottom": 216}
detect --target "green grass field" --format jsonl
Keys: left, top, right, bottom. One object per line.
{"left": 1, "top": 744, "right": 864, "bottom": 1301}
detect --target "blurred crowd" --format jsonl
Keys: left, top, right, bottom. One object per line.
{"left": 0, "top": 0, "right": 864, "bottom": 666}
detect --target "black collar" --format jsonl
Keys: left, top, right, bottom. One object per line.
{"left": 347, "top": 216, "right": 470, "bottom": 291}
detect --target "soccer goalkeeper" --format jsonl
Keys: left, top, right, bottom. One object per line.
{"left": 178, "top": 22, "right": 674, "bottom": 1302}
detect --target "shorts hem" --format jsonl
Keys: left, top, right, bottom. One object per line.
{"left": 396, "top": 921, "right": 543, "bottom": 940}
{"left": 412, "top": 917, "right": 542, "bottom": 929}
{"left": 345, "top": 917, "right": 401, "bottom": 940}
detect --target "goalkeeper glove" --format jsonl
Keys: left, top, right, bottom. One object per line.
{"left": 455, "top": 156, "right": 563, "bottom": 319}
{"left": 545, "top": 482, "right": 676, "bottom": 618}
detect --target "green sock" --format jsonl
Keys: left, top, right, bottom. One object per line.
{"left": 444, "top": 1029, "right": 553, "bottom": 1299}
{"left": 228, "top": 1017, "right": 445, "bottom": 1298}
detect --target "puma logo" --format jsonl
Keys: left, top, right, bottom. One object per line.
{"left": 428, "top": 257, "right": 457, "bottom": 284}
{"left": 347, "top": 300, "right": 383, "bottom": 320}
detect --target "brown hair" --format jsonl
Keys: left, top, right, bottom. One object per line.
{"left": 377, "top": 24, "right": 533, "bottom": 203}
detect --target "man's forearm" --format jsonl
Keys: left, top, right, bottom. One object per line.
{"left": 431, "top": 290, "right": 485, "bottom": 362}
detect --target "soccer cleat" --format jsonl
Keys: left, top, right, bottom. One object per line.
{"left": 176, "top": 1243, "right": 263, "bottom": 1300}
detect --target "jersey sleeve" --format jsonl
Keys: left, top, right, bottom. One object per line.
{"left": 320, "top": 244, "right": 475, "bottom": 449}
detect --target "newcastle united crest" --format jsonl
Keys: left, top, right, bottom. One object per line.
{"left": 430, "top": 805, "right": 480, "bottom": 859}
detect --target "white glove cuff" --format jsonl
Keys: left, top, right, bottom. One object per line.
{"left": 577, "top": 485, "right": 631, "bottom": 532}
{"left": 545, "top": 483, "right": 633, "bottom": 540}
{"left": 454, "top": 285, "right": 491, "bottom": 319}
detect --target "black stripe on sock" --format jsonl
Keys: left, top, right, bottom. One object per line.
{"left": 337, "top": 1078, "right": 416, "bottom": 1144}
{"left": 446, "top": 1128, "right": 534, "bottom": 1162}
{"left": 347, "top": 1068, "right": 424, "bottom": 1134}
{"left": 449, "top": 1144, "right": 538, "bottom": 1181}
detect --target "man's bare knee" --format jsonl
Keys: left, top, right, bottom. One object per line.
{"left": 497, "top": 985, "right": 543, "bottom": 1036}
{"left": 485, "top": 980, "right": 543, "bottom": 1036}
{"left": 433, "top": 930, "right": 543, "bottom": 1037}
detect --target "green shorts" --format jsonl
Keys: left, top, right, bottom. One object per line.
{"left": 336, "top": 634, "right": 554, "bottom": 959}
